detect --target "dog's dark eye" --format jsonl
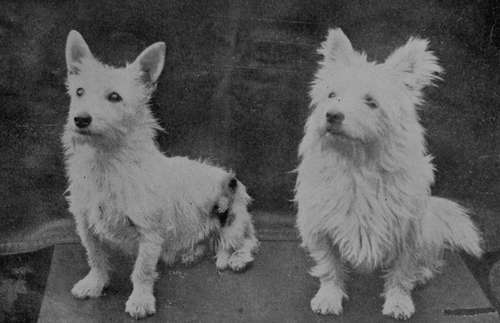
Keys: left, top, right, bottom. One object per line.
{"left": 76, "top": 87, "right": 85, "bottom": 97}
{"left": 364, "top": 94, "right": 378, "bottom": 109}
{"left": 107, "top": 92, "right": 122, "bottom": 103}
{"left": 328, "top": 91, "right": 336, "bottom": 99}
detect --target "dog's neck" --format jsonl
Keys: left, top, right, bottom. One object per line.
{"left": 303, "top": 131, "right": 429, "bottom": 176}
{"left": 63, "top": 122, "right": 161, "bottom": 174}
{"left": 323, "top": 138, "right": 377, "bottom": 167}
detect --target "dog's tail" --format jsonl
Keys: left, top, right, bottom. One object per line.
{"left": 424, "top": 197, "right": 482, "bottom": 257}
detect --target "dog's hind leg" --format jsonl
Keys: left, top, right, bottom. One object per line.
{"left": 382, "top": 253, "right": 419, "bottom": 320}
{"left": 71, "top": 215, "right": 110, "bottom": 299}
{"left": 214, "top": 176, "right": 258, "bottom": 272}
{"left": 415, "top": 247, "right": 443, "bottom": 286}
{"left": 161, "top": 248, "right": 178, "bottom": 267}
{"left": 216, "top": 212, "right": 258, "bottom": 271}
{"left": 307, "top": 238, "right": 347, "bottom": 315}
{"left": 125, "top": 231, "right": 163, "bottom": 319}
{"left": 228, "top": 228, "right": 259, "bottom": 271}
{"left": 180, "top": 244, "right": 207, "bottom": 265}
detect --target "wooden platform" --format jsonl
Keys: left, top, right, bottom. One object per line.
{"left": 38, "top": 240, "right": 498, "bottom": 322}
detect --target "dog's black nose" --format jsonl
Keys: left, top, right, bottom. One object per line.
{"left": 326, "top": 111, "right": 344, "bottom": 124}
{"left": 74, "top": 114, "right": 92, "bottom": 128}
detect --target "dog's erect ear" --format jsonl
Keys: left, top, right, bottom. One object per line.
{"left": 318, "top": 28, "right": 354, "bottom": 64}
{"left": 132, "top": 42, "right": 166, "bottom": 84}
{"left": 66, "top": 30, "right": 93, "bottom": 75}
{"left": 384, "top": 38, "right": 443, "bottom": 91}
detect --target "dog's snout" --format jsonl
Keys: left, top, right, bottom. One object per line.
{"left": 74, "top": 113, "right": 92, "bottom": 128}
{"left": 326, "top": 111, "right": 345, "bottom": 124}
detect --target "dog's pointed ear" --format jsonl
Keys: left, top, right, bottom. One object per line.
{"left": 318, "top": 28, "right": 354, "bottom": 64}
{"left": 384, "top": 38, "right": 443, "bottom": 91}
{"left": 132, "top": 42, "right": 166, "bottom": 84}
{"left": 66, "top": 30, "right": 93, "bottom": 75}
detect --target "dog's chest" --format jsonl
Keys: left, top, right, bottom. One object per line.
{"left": 68, "top": 164, "right": 140, "bottom": 244}
{"left": 87, "top": 200, "right": 138, "bottom": 243}
{"left": 299, "top": 157, "right": 405, "bottom": 269}
{"left": 337, "top": 173, "right": 399, "bottom": 261}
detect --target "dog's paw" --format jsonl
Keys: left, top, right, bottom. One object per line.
{"left": 215, "top": 250, "right": 230, "bottom": 270}
{"left": 180, "top": 245, "right": 206, "bottom": 265}
{"left": 71, "top": 270, "right": 108, "bottom": 298}
{"left": 125, "top": 291, "right": 156, "bottom": 319}
{"left": 382, "top": 289, "right": 415, "bottom": 320}
{"left": 310, "top": 284, "right": 346, "bottom": 315}
{"left": 228, "top": 251, "right": 253, "bottom": 272}
{"left": 416, "top": 266, "right": 435, "bottom": 285}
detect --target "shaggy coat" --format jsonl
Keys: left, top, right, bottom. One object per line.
{"left": 295, "top": 28, "right": 482, "bottom": 320}
{"left": 63, "top": 30, "right": 258, "bottom": 319}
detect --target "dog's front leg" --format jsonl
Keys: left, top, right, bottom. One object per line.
{"left": 125, "top": 232, "right": 163, "bottom": 319}
{"left": 382, "top": 254, "right": 418, "bottom": 320}
{"left": 307, "top": 238, "right": 348, "bottom": 315}
{"left": 71, "top": 215, "right": 110, "bottom": 298}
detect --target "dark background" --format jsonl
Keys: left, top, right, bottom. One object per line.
{"left": 1, "top": 1, "right": 500, "bottom": 321}
{"left": 0, "top": 0, "right": 499, "bottom": 249}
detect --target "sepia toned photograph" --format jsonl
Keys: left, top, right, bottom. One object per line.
{"left": 0, "top": 0, "right": 499, "bottom": 322}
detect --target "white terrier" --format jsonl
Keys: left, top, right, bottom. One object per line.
{"left": 295, "top": 28, "right": 482, "bottom": 320}
{"left": 63, "top": 30, "right": 258, "bottom": 319}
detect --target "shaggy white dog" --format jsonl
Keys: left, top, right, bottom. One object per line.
{"left": 63, "top": 30, "right": 258, "bottom": 319}
{"left": 295, "top": 28, "right": 482, "bottom": 320}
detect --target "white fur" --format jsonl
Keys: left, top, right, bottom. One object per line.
{"left": 295, "top": 28, "right": 482, "bottom": 320}
{"left": 63, "top": 30, "right": 258, "bottom": 319}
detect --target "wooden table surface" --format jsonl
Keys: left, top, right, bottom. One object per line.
{"left": 38, "top": 239, "right": 498, "bottom": 323}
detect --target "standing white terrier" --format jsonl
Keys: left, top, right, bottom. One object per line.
{"left": 295, "top": 28, "right": 482, "bottom": 320}
{"left": 63, "top": 30, "right": 258, "bottom": 319}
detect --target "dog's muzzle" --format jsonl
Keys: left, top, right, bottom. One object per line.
{"left": 74, "top": 113, "right": 92, "bottom": 129}
{"left": 326, "top": 111, "right": 344, "bottom": 125}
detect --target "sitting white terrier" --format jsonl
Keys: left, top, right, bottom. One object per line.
{"left": 295, "top": 28, "right": 482, "bottom": 320}
{"left": 63, "top": 30, "right": 259, "bottom": 319}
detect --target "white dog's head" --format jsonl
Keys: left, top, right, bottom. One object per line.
{"left": 304, "top": 28, "right": 442, "bottom": 155}
{"left": 64, "top": 30, "right": 165, "bottom": 148}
